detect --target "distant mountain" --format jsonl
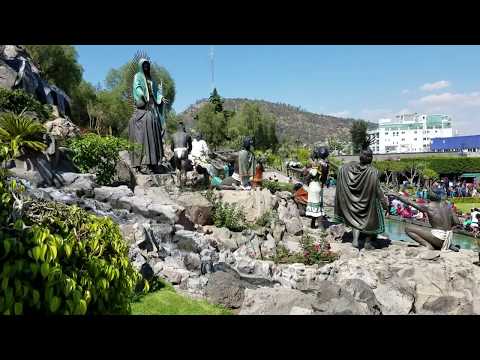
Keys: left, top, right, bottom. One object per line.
{"left": 178, "top": 98, "right": 376, "bottom": 144}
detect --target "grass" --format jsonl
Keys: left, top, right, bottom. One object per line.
{"left": 131, "top": 281, "right": 232, "bottom": 315}
{"left": 455, "top": 203, "right": 480, "bottom": 214}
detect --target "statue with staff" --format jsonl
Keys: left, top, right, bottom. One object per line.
{"left": 127, "top": 51, "right": 169, "bottom": 174}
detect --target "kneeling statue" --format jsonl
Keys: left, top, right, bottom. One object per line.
{"left": 388, "top": 190, "right": 462, "bottom": 251}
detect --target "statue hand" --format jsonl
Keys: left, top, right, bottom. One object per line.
{"left": 162, "top": 97, "right": 169, "bottom": 105}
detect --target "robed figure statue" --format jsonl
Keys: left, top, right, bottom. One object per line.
{"left": 334, "top": 137, "right": 388, "bottom": 250}
{"left": 128, "top": 58, "right": 168, "bottom": 174}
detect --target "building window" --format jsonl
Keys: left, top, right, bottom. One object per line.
{"left": 414, "top": 138, "right": 417, "bottom": 141}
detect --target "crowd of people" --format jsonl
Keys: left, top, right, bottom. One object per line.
{"left": 431, "top": 177, "right": 479, "bottom": 198}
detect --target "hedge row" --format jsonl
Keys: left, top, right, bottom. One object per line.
{"left": 375, "top": 157, "right": 480, "bottom": 176}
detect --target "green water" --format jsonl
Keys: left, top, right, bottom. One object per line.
{"left": 384, "top": 218, "right": 480, "bottom": 251}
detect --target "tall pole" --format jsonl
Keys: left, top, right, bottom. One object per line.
{"left": 210, "top": 46, "right": 215, "bottom": 92}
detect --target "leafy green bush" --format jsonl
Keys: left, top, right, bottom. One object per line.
{"left": 0, "top": 88, "right": 52, "bottom": 121}
{"left": 269, "top": 233, "right": 338, "bottom": 266}
{"left": 204, "top": 190, "right": 247, "bottom": 232}
{"left": 255, "top": 210, "right": 276, "bottom": 228}
{"left": 0, "top": 178, "right": 142, "bottom": 315}
{"left": 262, "top": 180, "right": 294, "bottom": 194}
{"left": 68, "top": 133, "right": 134, "bottom": 185}
{"left": 0, "top": 112, "right": 46, "bottom": 158}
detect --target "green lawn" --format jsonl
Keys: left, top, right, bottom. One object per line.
{"left": 131, "top": 284, "right": 232, "bottom": 315}
{"left": 455, "top": 203, "right": 480, "bottom": 214}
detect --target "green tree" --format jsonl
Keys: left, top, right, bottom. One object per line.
{"left": 209, "top": 88, "right": 224, "bottom": 113}
{"left": 350, "top": 120, "right": 369, "bottom": 154}
{"left": 196, "top": 103, "right": 228, "bottom": 150}
{"left": 24, "top": 45, "right": 83, "bottom": 96}
{"left": 228, "top": 103, "right": 279, "bottom": 151}
{"left": 70, "top": 81, "right": 97, "bottom": 127}
{"left": 327, "top": 136, "right": 345, "bottom": 154}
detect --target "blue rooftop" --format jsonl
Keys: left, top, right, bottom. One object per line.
{"left": 431, "top": 135, "right": 480, "bottom": 151}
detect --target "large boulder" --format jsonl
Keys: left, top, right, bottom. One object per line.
{"left": 278, "top": 201, "right": 303, "bottom": 236}
{"left": 94, "top": 185, "right": 133, "bottom": 208}
{"left": 240, "top": 287, "right": 317, "bottom": 315}
{"left": 174, "top": 192, "right": 213, "bottom": 226}
{"left": 217, "top": 188, "right": 279, "bottom": 223}
{"left": 205, "top": 271, "right": 250, "bottom": 309}
{"left": 0, "top": 58, "right": 17, "bottom": 89}
{"left": 44, "top": 118, "right": 80, "bottom": 140}
{"left": 325, "top": 242, "right": 480, "bottom": 314}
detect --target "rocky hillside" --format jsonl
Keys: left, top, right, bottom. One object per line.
{"left": 179, "top": 98, "right": 376, "bottom": 144}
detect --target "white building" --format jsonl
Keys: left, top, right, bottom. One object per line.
{"left": 368, "top": 113, "right": 453, "bottom": 154}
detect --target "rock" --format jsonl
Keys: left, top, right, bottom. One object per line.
{"left": 217, "top": 188, "right": 279, "bottom": 223}
{"left": 421, "top": 296, "right": 474, "bottom": 315}
{"left": 44, "top": 118, "right": 80, "bottom": 140}
{"left": 272, "top": 221, "right": 286, "bottom": 242}
{"left": 261, "top": 234, "right": 276, "bottom": 257}
{"left": 342, "top": 278, "right": 383, "bottom": 315}
{"left": 205, "top": 271, "right": 249, "bottom": 309}
{"left": 115, "top": 150, "right": 136, "bottom": 188}
{"left": 289, "top": 306, "right": 314, "bottom": 315}
{"left": 240, "top": 287, "right": 316, "bottom": 315}
{"left": 94, "top": 185, "right": 133, "bottom": 207}
{"left": 119, "top": 222, "right": 146, "bottom": 246}
{"left": 175, "top": 192, "right": 213, "bottom": 226}
{"left": 135, "top": 174, "right": 176, "bottom": 189}
{"left": 184, "top": 253, "right": 202, "bottom": 271}
{"left": 173, "top": 230, "right": 210, "bottom": 253}
{"left": 419, "top": 250, "right": 440, "bottom": 261}
{"left": 160, "top": 267, "right": 190, "bottom": 285}
{"left": 0, "top": 58, "right": 17, "bottom": 89}
{"left": 276, "top": 191, "right": 293, "bottom": 202}
{"left": 278, "top": 201, "right": 303, "bottom": 235}
{"left": 326, "top": 224, "right": 346, "bottom": 242}
{"left": 59, "top": 173, "right": 96, "bottom": 196}
{"left": 206, "top": 227, "right": 238, "bottom": 251}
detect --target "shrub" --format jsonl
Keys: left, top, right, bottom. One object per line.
{"left": 0, "top": 112, "right": 46, "bottom": 158}
{"left": 0, "top": 88, "right": 52, "bottom": 121}
{"left": 255, "top": 210, "right": 276, "bottom": 228}
{"left": 68, "top": 133, "right": 134, "bottom": 185}
{"left": 269, "top": 233, "right": 338, "bottom": 266}
{"left": 262, "top": 180, "right": 294, "bottom": 194}
{"left": 375, "top": 157, "right": 480, "bottom": 177}
{"left": 0, "top": 178, "right": 142, "bottom": 315}
{"left": 204, "top": 190, "right": 247, "bottom": 232}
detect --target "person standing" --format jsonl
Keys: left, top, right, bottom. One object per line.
{"left": 305, "top": 146, "right": 330, "bottom": 229}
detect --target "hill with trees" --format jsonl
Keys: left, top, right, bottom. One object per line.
{"left": 179, "top": 98, "right": 375, "bottom": 145}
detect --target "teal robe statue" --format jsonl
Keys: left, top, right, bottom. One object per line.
{"left": 128, "top": 58, "right": 166, "bottom": 169}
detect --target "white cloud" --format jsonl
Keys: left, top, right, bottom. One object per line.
{"left": 414, "top": 92, "right": 480, "bottom": 107}
{"left": 420, "top": 80, "right": 451, "bottom": 91}
{"left": 401, "top": 89, "right": 409, "bottom": 94}
{"left": 328, "top": 110, "right": 350, "bottom": 118}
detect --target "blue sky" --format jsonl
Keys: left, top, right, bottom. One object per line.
{"left": 75, "top": 45, "right": 480, "bottom": 135}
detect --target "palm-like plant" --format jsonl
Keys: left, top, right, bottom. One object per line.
{"left": 0, "top": 111, "right": 47, "bottom": 159}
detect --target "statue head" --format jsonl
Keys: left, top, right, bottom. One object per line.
{"left": 359, "top": 148, "right": 373, "bottom": 165}
{"left": 139, "top": 58, "right": 151, "bottom": 78}
{"left": 312, "top": 146, "right": 329, "bottom": 160}
{"left": 243, "top": 136, "right": 254, "bottom": 151}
